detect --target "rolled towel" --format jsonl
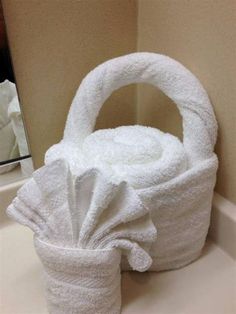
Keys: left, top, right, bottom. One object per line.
{"left": 7, "top": 159, "right": 157, "bottom": 313}
{"left": 34, "top": 238, "right": 122, "bottom": 314}
{"left": 45, "top": 52, "right": 218, "bottom": 271}
{"left": 54, "top": 124, "right": 187, "bottom": 189}
{"left": 82, "top": 125, "right": 187, "bottom": 188}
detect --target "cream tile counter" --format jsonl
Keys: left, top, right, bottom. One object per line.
{"left": 1, "top": 222, "right": 235, "bottom": 314}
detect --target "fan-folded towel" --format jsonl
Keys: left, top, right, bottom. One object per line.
{"left": 7, "top": 159, "right": 157, "bottom": 313}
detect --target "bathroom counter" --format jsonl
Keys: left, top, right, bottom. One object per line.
{"left": 1, "top": 222, "right": 236, "bottom": 314}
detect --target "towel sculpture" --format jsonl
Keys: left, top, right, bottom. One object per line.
{"left": 7, "top": 53, "right": 218, "bottom": 313}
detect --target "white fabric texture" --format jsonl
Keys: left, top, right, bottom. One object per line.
{"left": 7, "top": 159, "right": 157, "bottom": 313}
{"left": 8, "top": 94, "right": 33, "bottom": 176}
{"left": 34, "top": 238, "right": 122, "bottom": 314}
{"left": 0, "top": 80, "right": 19, "bottom": 173}
{"left": 7, "top": 52, "right": 218, "bottom": 313}
{"left": 0, "top": 79, "right": 31, "bottom": 175}
{"left": 45, "top": 52, "right": 218, "bottom": 271}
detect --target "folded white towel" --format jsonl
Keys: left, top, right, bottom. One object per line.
{"left": 34, "top": 238, "right": 122, "bottom": 314}
{"left": 8, "top": 94, "right": 33, "bottom": 176}
{"left": 45, "top": 52, "right": 218, "bottom": 271}
{"left": 7, "top": 159, "right": 157, "bottom": 313}
{"left": 0, "top": 80, "right": 19, "bottom": 173}
{"left": 0, "top": 79, "right": 31, "bottom": 175}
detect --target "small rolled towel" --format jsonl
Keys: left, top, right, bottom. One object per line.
{"left": 34, "top": 238, "right": 121, "bottom": 314}
{"left": 70, "top": 125, "right": 187, "bottom": 189}
{"left": 7, "top": 159, "right": 157, "bottom": 313}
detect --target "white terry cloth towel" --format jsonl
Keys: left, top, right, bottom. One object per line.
{"left": 7, "top": 159, "right": 157, "bottom": 314}
{"left": 0, "top": 80, "right": 19, "bottom": 173}
{"left": 8, "top": 94, "right": 33, "bottom": 176}
{"left": 45, "top": 52, "right": 218, "bottom": 271}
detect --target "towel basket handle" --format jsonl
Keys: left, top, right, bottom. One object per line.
{"left": 63, "top": 53, "right": 217, "bottom": 164}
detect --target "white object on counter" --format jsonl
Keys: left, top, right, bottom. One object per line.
{"left": 1, "top": 223, "right": 235, "bottom": 314}
{"left": 0, "top": 80, "right": 19, "bottom": 173}
{"left": 7, "top": 159, "right": 157, "bottom": 313}
{"left": 46, "top": 52, "right": 218, "bottom": 271}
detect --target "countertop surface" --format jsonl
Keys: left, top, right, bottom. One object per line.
{"left": 1, "top": 222, "right": 236, "bottom": 314}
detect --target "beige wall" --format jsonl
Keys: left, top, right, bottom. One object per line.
{"left": 2, "top": 0, "right": 137, "bottom": 168}
{"left": 3, "top": 0, "right": 236, "bottom": 203}
{"left": 138, "top": 0, "right": 236, "bottom": 204}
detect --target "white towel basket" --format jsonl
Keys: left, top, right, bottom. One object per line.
{"left": 46, "top": 53, "right": 218, "bottom": 271}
